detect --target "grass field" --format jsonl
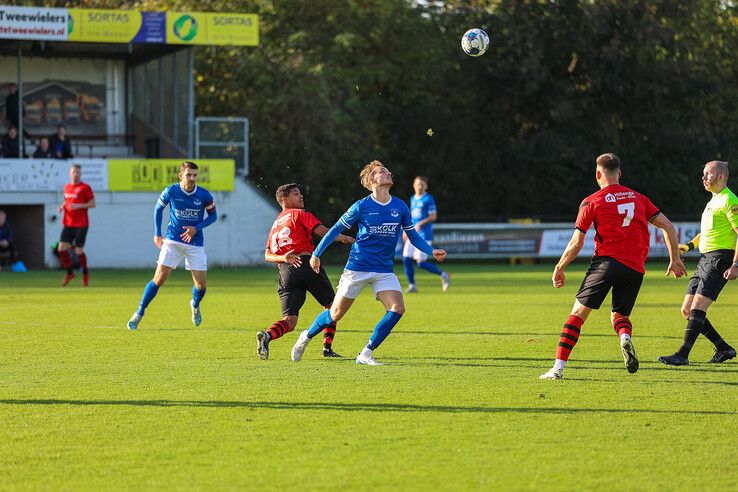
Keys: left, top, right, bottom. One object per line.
{"left": 1, "top": 262, "right": 736, "bottom": 490}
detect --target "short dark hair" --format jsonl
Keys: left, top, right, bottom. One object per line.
{"left": 596, "top": 153, "right": 620, "bottom": 171}
{"left": 276, "top": 183, "right": 299, "bottom": 204}
{"left": 180, "top": 161, "right": 199, "bottom": 173}
{"left": 415, "top": 175, "right": 429, "bottom": 185}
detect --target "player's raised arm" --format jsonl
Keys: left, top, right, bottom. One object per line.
{"left": 650, "top": 213, "right": 687, "bottom": 278}
{"left": 552, "top": 229, "right": 586, "bottom": 288}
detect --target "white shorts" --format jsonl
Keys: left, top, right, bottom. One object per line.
{"left": 335, "top": 269, "right": 402, "bottom": 299}
{"left": 403, "top": 240, "right": 432, "bottom": 263}
{"left": 157, "top": 239, "right": 208, "bottom": 271}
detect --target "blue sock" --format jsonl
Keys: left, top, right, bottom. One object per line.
{"left": 137, "top": 280, "right": 160, "bottom": 316}
{"left": 403, "top": 257, "right": 416, "bottom": 284}
{"left": 418, "top": 262, "right": 443, "bottom": 276}
{"left": 367, "top": 311, "right": 402, "bottom": 350}
{"left": 192, "top": 286, "right": 206, "bottom": 307}
{"left": 308, "top": 309, "right": 334, "bottom": 338}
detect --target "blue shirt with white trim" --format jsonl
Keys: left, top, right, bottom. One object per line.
{"left": 410, "top": 192, "right": 437, "bottom": 240}
{"left": 155, "top": 184, "right": 215, "bottom": 247}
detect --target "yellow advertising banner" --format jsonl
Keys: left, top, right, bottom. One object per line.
{"left": 166, "top": 12, "right": 259, "bottom": 46}
{"left": 68, "top": 8, "right": 143, "bottom": 43}
{"left": 108, "top": 159, "right": 235, "bottom": 192}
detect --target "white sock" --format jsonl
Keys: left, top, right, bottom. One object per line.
{"left": 553, "top": 359, "right": 566, "bottom": 370}
{"left": 360, "top": 346, "right": 373, "bottom": 358}
{"left": 620, "top": 333, "right": 631, "bottom": 342}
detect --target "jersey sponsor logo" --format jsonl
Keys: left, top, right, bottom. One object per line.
{"left": 369, "top": 222, "right": 399, "bottom": 235}
{"left": 605, "top": 193, "right": 616, "bottom": 203}
{"left": 174, "top": 208, "right": 201, "bottom": 220}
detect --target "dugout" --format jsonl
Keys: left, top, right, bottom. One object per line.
{"left": 0, "top": 6, "right": 274, "bottom": 269}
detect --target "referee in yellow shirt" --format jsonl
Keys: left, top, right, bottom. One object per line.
{"left": 660, "top": 160, "right": 737, "bottom": 365}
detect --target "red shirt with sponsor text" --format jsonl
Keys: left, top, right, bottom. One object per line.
{"left": 62, "top": 181, "right": 95, "bottom": 228}
{"left": 266, "top": 209, "right": 322, "bottom": 258}
{"left": 575, "top": 184, "right": 659, "bottom": 273}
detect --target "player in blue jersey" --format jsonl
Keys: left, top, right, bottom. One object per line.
{"left": 403, "top": 175, "right": 450, "bottom": 293}
{"left": 290, "top": 160, "right": 447, "bottom": 365}
{"left": 127, "top": 161, "right": 218, "bottom": 330}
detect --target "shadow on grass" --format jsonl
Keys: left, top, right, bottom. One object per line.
{"left": 0, "top": 399, "right": 734, "bottom": 415}
{"left": 565, "top": 377, "right": 738, "bottom": 387}
{"left": 336, "top": 330, "right": 682, "bottom": 339}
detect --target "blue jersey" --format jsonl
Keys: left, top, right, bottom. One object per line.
{"left": 156, "top": 184, "right": 215, "bottom": 247}
{"left": 337, "top": 195, "right": 416, "bottom": 273}
{"left": 410, "top": 193, "right": 437, "bottom": 240}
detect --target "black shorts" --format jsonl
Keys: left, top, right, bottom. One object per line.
{"left": 576, "top": 256, "right": 644, "bottom": 316}
{"left": 60, "top": 227, "right": 89, "bottom": 247}
{"left": 686, "top": 249, "right": 734, "bottom": 301}
{"left": 278, "top": 256, "right": 335, "bottom": 316}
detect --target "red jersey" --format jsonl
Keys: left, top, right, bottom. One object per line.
{"left": 266, "top": 209, "right": 322, "bottom": 257}
{"left": 575, "top": 184, "right": 659, "bottom": 273}
{"left": 62, "top": 181, "right": 95, "bottom": 228}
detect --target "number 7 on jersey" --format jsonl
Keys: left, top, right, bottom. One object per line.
{"left": 617, "top": 202, "right": 635, "bottom": 227}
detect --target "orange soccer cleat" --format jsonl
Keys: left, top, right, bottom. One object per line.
{"left": 61, "top": 272, "right": 76, "bottom": 286}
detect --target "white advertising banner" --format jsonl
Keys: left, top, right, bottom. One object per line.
{"left": 0, "top": 6, "right": 68, "bottom": 41}
{"left": 0, "top": 158, "right": 107, "bottom": 191}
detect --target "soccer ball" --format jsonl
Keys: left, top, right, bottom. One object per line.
{"left": 461, "top": 28, "right": 489, "bottom": 57}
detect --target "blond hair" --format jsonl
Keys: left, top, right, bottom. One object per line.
{"left": 359, "top": 160, "right": 384, "bottom": 191}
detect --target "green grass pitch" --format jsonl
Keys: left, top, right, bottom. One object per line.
{"left": 1, "top": 263, "right": 736, "bottom": 490}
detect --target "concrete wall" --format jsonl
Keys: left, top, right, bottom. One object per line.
{"left": 2, "top": 178, "right": 278, "bottom": 268}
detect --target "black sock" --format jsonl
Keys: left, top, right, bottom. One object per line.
{"left": 676, "top": 309, "right": 706, "bottom": 358}
{"left": 701, "top": 318, "right": 730, "bottom": 351}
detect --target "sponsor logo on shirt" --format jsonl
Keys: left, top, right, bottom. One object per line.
{"left": 369, "top": 223, "right": 399, "bottom": 235}
{"left": 605, "top": 193, "right": 616, "bottom": 203}
{"left": 175, "top": 208, "right": 201, "bottom": 220}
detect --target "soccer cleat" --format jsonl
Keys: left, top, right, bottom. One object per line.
{"left": 441, "top": 272, "right": 451, "bottom": 292}
{"left": 405, "top": 284, "right": 418, "bottom": 293}
{"left": 82, "top": 273, "right": 89, "bottom": 287}
{"left": 61, "top": 273, "right": 76, "bottom": 286}
{"left": 190, "top": 299, "right": 202, "bottom": 327}
{"left": 256, "top": 331, "right": 270, "bottom": 360}
{"left": 127, "top": 313, "right": 142, "bottom": 331}
{"left": 356, "top": 353, "right": 383, "bottom": 365}
{"left": 620, "top": 337, "right": 639, "bottom": 374}
{"left": 291, "top": 330, "right": 311, "bottom": 362}
{"left": 658, "top": 353, "right": 689, "bottom": 366}
{"left": 707, "top": 346, "right": 736, "bottom": 364}
{"left": 323, "top": 348, "right": 343, "bottom": 358}
{"left": 539, "top": 368, "right": 564, "bottom": 379}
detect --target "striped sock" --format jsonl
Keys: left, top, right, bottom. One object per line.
{"left": 267, "top": 319, "right": 292, "bottom": 341}
{"left": 78, "top": 253, "right": 88, "bottom": 274}
{"left": 613, "top": 316, "right": 632, "bottom": 338}
{"left": 555, "top": 315, "right": 583, "bottom": 361}
{"left": 59, "top": 250, "right": 73, "bottom": 274}
{"left": 323, "top": 322, "right": 337, "bottom": 350}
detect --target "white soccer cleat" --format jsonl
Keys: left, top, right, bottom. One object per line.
{"left": 539, "top": 367, "right": 563, "bottom": 380}
{"left": 405, "top": 284, "right": 418, "bottom": 293}
{"left": 127, "top": 313, "right": 142, "bottom": 331}
{"left": 620, "top": 337, "right": 639, "bottom": 374}
{"left": 441, "top": 272, "right": 451, "bottom": 292}
{"left": 356, "top": 353, "right": 384, "bottom": 366}
{"left": 291, "top": 330, "right": 311, "bottom": 362}
{"left": 190, "top": 300, "right": 202, "bottom": 327}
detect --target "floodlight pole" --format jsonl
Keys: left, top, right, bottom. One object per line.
{"left": 17, "top": 42, "right": 24, "bottom": 158}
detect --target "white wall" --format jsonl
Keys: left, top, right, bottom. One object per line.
{"left": 3, "top": 179, "right": 278, "bottom": 268}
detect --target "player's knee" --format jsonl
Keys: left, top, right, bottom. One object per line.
{"left": 75, "top": 247, "right": 84, "bottom": 255}
{"left": 681, "top": 306, "right": 691, "bottom": 319}
{"left": 389, "top": 304, "right": 405, "bottom": 315}
{"left": 57, "top": 243, "right": 67, "bottom": 252}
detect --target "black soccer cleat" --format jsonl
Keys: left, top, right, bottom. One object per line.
{"left": 323, "top": 348, "right": 343, "bottom": 358}
{"left": 658, "top": 353, "right": 689, "bottom": 366}
{"left": 256, "top": 331, "right": 270, "bottom": 360}
{"left": 707, "top": 346, "right": 736, "bottom": 364}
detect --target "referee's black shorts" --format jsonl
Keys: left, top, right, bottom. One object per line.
{"left": 686, "top": 249, "right": 734, "bottom": 301}
{"left": 576, "top": 256, "right": 644, "bottom": 316}
{"left": 60, "top": 227, "right": 89, "bottom": 247}
{"left": 278, "top": 255, "right": 335, "bottom": 316}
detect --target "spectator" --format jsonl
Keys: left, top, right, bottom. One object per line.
{"left": 33, "top": 136, "right": 53, "bottom": 158}
{"left": 0, "top": 210, "right": 18, "bottom": 268}
{"left": 5, "top": 83, "right": 18, "bottom": 129}
{"left": 49, "top": 124, "right": 73, "bottom": 159}
{"left": 0, "top": 125, "right": 22, "bottom": 158}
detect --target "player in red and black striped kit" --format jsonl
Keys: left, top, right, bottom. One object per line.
{"left": 257, "top": 183, "right": 354, "bottom": 360}
{"left": 57, "top": 164, "right": 95, "bottom": 286}
{"left": 540, "top": 153, "right": 687, "bottom": 379}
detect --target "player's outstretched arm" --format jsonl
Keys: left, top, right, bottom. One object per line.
{"left": 651, "top": 213, "right": 687, "bottom": 278}
{"left": 265, "top": 248, "right": 301, "bottom": 267}
{"left": 552, "top": 230, "right": 585, "bottom": 288}
{"left": 314, "top": 224, "right": 354, "bottom": 244}
{"left": 405, "top": 227, "right": 435, "bottom": 258}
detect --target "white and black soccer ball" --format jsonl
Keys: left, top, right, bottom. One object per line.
{"left": 461, "top": 28, "right": 489, "bottom": 57}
